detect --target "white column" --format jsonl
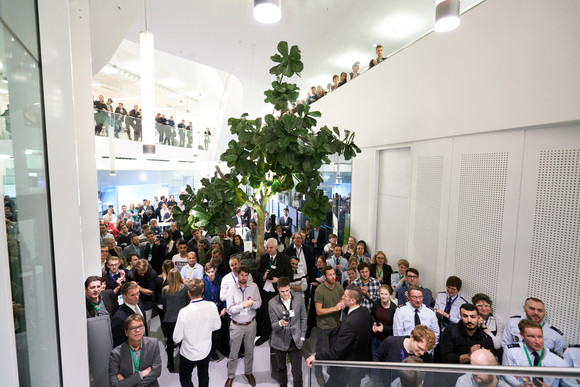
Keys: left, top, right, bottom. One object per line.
{"left": 37, "top": 0, "right": 97, "bottom": 385}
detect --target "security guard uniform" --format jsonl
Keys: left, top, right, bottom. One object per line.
{"left": 502, "top": 315, "right": 567, "bottom": 354}
{"left": 502, "top": 343, "right": 568, "bottom": 387}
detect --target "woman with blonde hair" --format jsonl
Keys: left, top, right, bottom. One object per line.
{"left": 370, "top": 250, "right": 393, "bottom": 284}
{"left": 161, "top": 268, "right": 189, "bottom": 372}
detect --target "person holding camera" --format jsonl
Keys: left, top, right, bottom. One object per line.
{"left": 268, "top": 276, "right": 307, "bottom": 387}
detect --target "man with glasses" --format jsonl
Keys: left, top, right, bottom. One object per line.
{"left": 393, "top": 285, "right": 440, "bottom": 346}
{"left": 396, "top": 268, "right": 432, "bottom": 307}
{"left": 109, "top": 313, "right": 161, "bottom": 386}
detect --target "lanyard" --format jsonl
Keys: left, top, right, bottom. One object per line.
{"left": 269, "top": 256, "right": 277, "bottom": 268}
{"left": 524, "top": 345, "right": 544, "bottom": 367}
{"left": 188, "top": 266, "right": 195, "bottom": 279}
{"left": 91, "top": 301, "right": 101, "bottom": 314}
{"left": 130, "top": 344, "right": 141, "bottom": 373}
{"left": 231, "top": 272, "right": 237, "bottom": 285}
{"left": 401, "top": 348, "right": 406, "bottom": 360}
{"left": 191, "top": 299, "right": 203, "bottom": 304}
{"left": 377, "top": 265, "right": 383, "bottom": 278}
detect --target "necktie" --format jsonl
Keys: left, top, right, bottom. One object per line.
{"left": 444, "top": 296, "right": 452, "bottom": 314}
{"left": 532, "top": 351, "right": 540, "bottom": 366}
{"left": 414, "top": 309, "right": 421, "bottom": 326}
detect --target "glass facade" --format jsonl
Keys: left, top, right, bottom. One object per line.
{"left": 0, "top": 2, "right": 62, "bottom": 385}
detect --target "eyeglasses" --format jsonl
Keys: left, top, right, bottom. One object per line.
{"left": 128, "top": 324, "right": 144, "bottom": 331}
{"left": 475, "top": 304, "right": 491, "bottom": 309}
{"left": 409, "top": 295, "right": 423, "bottom": 300}
{"left": 406, "top": 275, "right": 418, "bottom": 279}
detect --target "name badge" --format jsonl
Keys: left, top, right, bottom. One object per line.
{"left": 271, "top": 265, "right": 277, "bottom": 270}
{"left": 289, "top": 310, "right": 295, "bottom": 318}
{"left": 240, "top": 308, "right": 248, "bottom": 316}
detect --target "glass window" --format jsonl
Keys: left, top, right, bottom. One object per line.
{"left": 0, "top": 12, "right": 62, "bottom": 386}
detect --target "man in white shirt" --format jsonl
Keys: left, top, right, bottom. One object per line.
{"left": 173, "top": 279, "right": 221, "bottom": 387}
{"left": 393, "top": 285, "right": 440, "bottom": 346}
{"left": 225, "top": 266, "right": 262, "bottom": 387}
{"left": 180, "top": 252, "right": 203, "bottom": 284}
{"left": 220, "top": 256, "right": 254, "bottom": 302}
{"left": 172, "top": 239, "right": 189, "bottom": 271}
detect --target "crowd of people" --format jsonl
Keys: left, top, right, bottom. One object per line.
{"left": 300, "top": 44, "right": 387, "bottom": 107}
{"left": 88, "top": 195, "right": 579, "bottom": 387}
{"left": 92, "top": 95, "right": 212, "bottom": 150}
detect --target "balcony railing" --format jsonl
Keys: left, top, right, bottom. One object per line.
{"left": 310, "top": 360, "right": 580, "bottom": 387}
{"left": 94, "top": 110, "right": 212, "bottom": 150}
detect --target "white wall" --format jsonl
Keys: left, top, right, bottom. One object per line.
{"left": 313, "top": 0, "right": 580, "bottom": 343}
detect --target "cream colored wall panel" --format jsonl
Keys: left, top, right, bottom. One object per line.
{"left": 408, "top": 138, "right": 453, "bottom": 293}
{"left": 512, "top": 124, "right": 580, "bottom": 344}
{"left": 446, "top": 131, "right": 524, "bottom": 319}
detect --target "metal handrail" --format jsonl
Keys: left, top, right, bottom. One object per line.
{"left": 311, "top": 360, "right": 580, "bottom": 378}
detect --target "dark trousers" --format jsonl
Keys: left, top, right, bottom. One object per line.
{"left": 179, "top": 353, "right": 210, "bottom": 387}
{"left": 163, "top": 321, "right": 176, "bottom": 366}
{"left": 258, "top": 290, "right": 276, "bottom": 338}
{"left": 273, "top": 340, "right": 303, "bottom": 387}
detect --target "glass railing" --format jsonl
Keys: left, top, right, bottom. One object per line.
{"left": 310, "top": 360, "right": 580, "bottom": 387}
{"left": 93, "top": 109, "right": 212, "bottom": 150}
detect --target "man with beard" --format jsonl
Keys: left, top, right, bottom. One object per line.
{"left": 438, "top": 303, "right": 495, "bottom": 384}
{"left": 502, "top": 297, "right": 566, "bottom": 355}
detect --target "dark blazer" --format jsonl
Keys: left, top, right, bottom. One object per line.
{"left": 104, "top": 270, "right": 127, "bottom": 292}
{"left": 108, "top": 336, "right": 161, "bottom": 387}
{"left": 285, "top": 243, "right": 315, "bottom": 274}
{"left": 268, "top": 292, "right": 307, "bottom": 351}
{"left": 139, "top": 239, "right": 166, "bottom": 275}
{"left": 316, "top": 306, "right": 373, "bottom": 384}
{"left": 278, "top": 216, "right": 293, "bottom": 238}
{"left": 111, "top": 302, "right": 147, "bottom": 348}
{"left": 369, "top": 263, "right": 393, "bottom": 284}
{"left": 308, "top": 228, "right": 326, "bottom": 257}
{"left": 85, "top": 290, "right": 119, "bottom": 318}
{"left": 257, "top": 252, "right": 292, "bottom": 290}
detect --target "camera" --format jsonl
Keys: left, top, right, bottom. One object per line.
{"left": 282, "top": 310, "right": 291, "bottom": 322}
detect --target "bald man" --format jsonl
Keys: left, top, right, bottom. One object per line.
{"left": 455, "top": 349, "right": 510, "bottom": 387}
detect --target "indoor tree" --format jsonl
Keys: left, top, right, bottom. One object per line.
{"left": 173, "top": 41, "right": 360, "bottom": 255}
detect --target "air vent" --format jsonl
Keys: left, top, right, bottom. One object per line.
{"left": 145, "top": 158, "right": 170, "bottom": 163}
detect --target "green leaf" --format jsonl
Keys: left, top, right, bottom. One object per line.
{"left": 277, "top": 41, "right": 289, "bottom": 57}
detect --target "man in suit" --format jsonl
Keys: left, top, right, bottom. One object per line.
{"left": 285, "top": 232, "right": 314, "bottom": 278}
{"left": 269, "top": 276, "right": 307, "bottom": 387}
{"left": 85, "top": 275, "right": 118, "bottom": 318}
{"left": 111, "top": 282, "right": 148, "bottom": 347}
{"left": 306, "top": 285, "right": 373, "bottom": 387}
{"left": 256, "top": 238, "right": 292, "bottom": 346}
{"left": 108, "top": 313, "right": 161, "bottom": 387}
{"left": 139, "top": 231, "right": 166, "bottom": 275}
{"left": 279, "top": 207, "right": 293, "bottom": 241}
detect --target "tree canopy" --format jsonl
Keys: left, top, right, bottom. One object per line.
{"left": 173, "top": 41, "right": 360, "bottom": 255}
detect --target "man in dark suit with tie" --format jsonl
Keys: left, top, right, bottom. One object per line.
{"left": 111, "top": 282, "right": 148, "bottom": 347}
{"left": 306, "top": 285, "right": 373, "bottom": 387}
{"left": 279, "top": 207, "right": 293, "bottom": 241}
{"left": 108, "top": 313, "right": 161, "bottom": 386}
{"left": 256, "top": 238, "right": 292, "bottom": 346}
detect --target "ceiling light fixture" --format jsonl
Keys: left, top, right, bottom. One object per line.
{"left": 141, "top": 0, "right": 156, "bottom": 154}
{"left": 253, "top": 0, "right": 281, "bottom": 24}
{"left": 435, "top": 0, "right": 460, "bottom": 32}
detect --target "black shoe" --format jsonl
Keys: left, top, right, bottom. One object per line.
{"left": 255, "top": 336, "right": 269, "bottom": 346}
{"left": 167, "top": 362, "right": 174, "bottom": 373}
{"left": 210, "top": 350, "right": 219, "bottom": 360}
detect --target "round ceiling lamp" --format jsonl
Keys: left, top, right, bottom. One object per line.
{"left": 254, "top": 0, "right": 281, "bottom": 24}
{"left": 434, "top": 0, "right": 460, "bottom": 32}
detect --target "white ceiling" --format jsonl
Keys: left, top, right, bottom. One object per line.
{"left": 110, "top": 0, "right": 485, "bottom": 119}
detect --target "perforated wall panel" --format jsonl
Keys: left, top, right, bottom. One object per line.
{"left": 528, "top": 149, "right": 580, "bottom": 341}
{"left": 413, "top": 156, "right": 444, "bottom": 274}
{"left": 454, "top": 152, "right": 508, "bottom": 303}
